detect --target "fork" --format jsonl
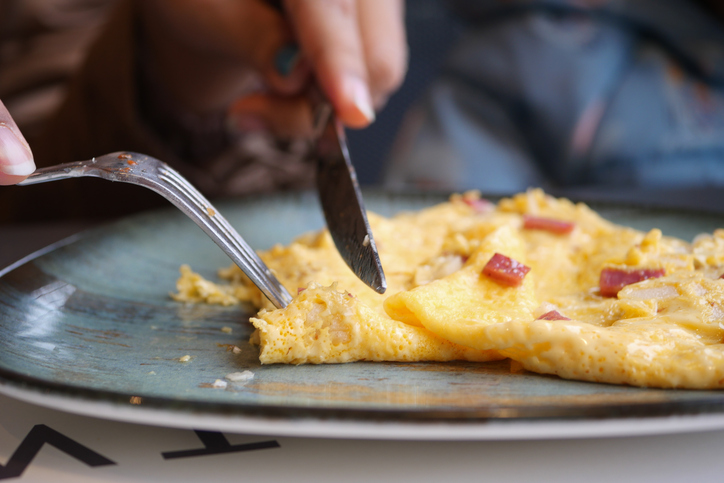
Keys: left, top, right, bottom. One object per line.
{"left": 18, "top": 152, "right": 293, "bottom": 309}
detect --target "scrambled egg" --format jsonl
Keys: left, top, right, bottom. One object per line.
{"left": 174, "top": 189, "right": 724, "bottom": 389}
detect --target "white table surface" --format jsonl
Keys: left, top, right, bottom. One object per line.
{"left": 0, "top": 392, "right": 723, "bottom": 483}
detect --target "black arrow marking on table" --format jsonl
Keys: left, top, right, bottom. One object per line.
{"left": 0, "top": 424, "right": 116, "bottom": 480}
{"left": 162, "top": 430, "right": 279, "bottom": 459}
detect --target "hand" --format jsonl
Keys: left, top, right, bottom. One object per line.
{"left": 138, "top": 0, "right": 407, "bottom": 138}
{"left": 281, "top": 0, "right": 408, "bottom": 126}
{"left": 0, "top": 100, "right": 35, "bottom": 185}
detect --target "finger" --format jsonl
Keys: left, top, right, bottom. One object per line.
{"left": 0, "top": 100, "right": 34, "bottom": 186}
{"left": 284, "top": 0, "right": 375, "bottom": 128}
{"left": 229, "top": 93, "right": 314, "bottom": 139}
{"left": 357, "top": 0, "right": 407, "bottom": 108}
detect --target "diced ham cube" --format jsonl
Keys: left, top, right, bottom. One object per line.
{"left": 536, "top": 310, "right": 570, "bottom": 321}
{"left": 599, "top": 267, "right": 666, "bottom": 297}
{"left": 483, "top": 253, "right": 531, "bottom": 287}
{"left": 463, "top": 198, "right": 494, "bottom": 214}
{"left": 523, "top": 215, "right": 575, "bottom": 234}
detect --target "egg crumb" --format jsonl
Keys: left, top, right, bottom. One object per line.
{"left": 225, "top": 371, "right": 254, "bottom": 382}
{"left": 211, "top": 379, "right": 227, "bottom": 388}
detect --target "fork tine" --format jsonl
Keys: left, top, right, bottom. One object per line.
{"left": 156, "top": 167, "right": 293, "bottom": 308}
{"left": 155, "top": 168, "right": 267, "bottom": 274}
{"left": 156, "top": 169, "right": 262, "bottom": 272}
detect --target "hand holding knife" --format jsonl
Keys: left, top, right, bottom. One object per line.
{"left": 249, "top": 0, "right": 386, "bottom": 294}
{"left": 274, "top": 62, "right": 386, "bottom": 293}
{"left": 309, "top": 89, "right": 387, "bottom": 294}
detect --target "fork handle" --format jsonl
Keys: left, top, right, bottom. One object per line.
{"left": 17, "top": 161, "right": 94, "bottom": 185}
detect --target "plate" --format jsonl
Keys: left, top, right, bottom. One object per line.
{"left": 3, "top": 191, "right": 724, "bottom": 440}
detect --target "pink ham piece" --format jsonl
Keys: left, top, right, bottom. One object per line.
{"left": 482, "top": 253, "right": 531, "bottom": 287}
{"left": 599, "top": 267, "right": 666, "bottom": 297}
{"left": 536, "top": 310, "right": 570, "bottom": 321}
{"left": 463, "top": 198, "right": 494, "bottom": 214}
{"left": 522, "top": 215, "right": 575, "bottom": 234}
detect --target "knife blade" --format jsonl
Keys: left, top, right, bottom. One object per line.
{"left": 311, "top": 100, "right": 387, "bottom": 294}
{"left": 261, "top": 2, "right": 386, "bottom": 294}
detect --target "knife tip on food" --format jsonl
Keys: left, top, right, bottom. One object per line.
{"left": 362, "top": 251, "right": 387, "bottom": 294}
{"left": 367, "top": 276, "right": 387, "bottom": 295}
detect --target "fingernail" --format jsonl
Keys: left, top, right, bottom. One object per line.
{"left": 274, "top": 43, "right": 301, "bottom": 77}
{"left": 344, "top": 75, "right": 375, "bottom": 125}
{"left": 0, "top": 125, "right": 34, "bottom": 176}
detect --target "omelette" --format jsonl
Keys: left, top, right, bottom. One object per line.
{"left": 174, "top": 189, "right": 724, "bottom": 389}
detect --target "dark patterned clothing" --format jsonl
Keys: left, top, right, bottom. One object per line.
{"left": 0, "top": 0, "right": 313, "bottom": 222}
{"left": 384, "top": 0, "right": 724, "bottom": 193}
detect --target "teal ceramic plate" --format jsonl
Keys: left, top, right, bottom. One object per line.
{"left": 3, "top": 191, "right": 724, "bottom": 440}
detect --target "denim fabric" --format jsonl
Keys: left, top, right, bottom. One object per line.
{"left": 383, "top": 0, "right": 724, "bottom": 193}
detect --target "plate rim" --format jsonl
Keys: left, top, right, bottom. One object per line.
{"left": 5, "top": 380, "right": 724, "bottom": 441}
{"left": 3, "top": 191, "right": 724, "bottom": 438}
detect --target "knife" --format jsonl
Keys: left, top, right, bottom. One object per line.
{"left": 310, "top": 98, "right": 387, "bottom": 294}
{"left": 267, "top": 9, "right": 386, "bottom": 294}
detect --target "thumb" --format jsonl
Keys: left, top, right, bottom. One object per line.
{"left": 0, "top": 101, "right": 35, "bottom": 185}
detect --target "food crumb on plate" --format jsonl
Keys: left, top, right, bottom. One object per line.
{"left": 225, "top": 371, "right": 254, "bottom": 382}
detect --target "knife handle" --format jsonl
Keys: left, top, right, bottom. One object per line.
{"left": 266, "top": 0, "right": 299, "bottom": 77}
{"left": 274, "top": 43, "right": 300, "bottom": 77}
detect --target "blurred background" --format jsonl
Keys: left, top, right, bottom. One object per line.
{"left": 0, "top": 0, "right": 455, "bottom": 187}
{"left": 2, "top": 0, "right": 724, "bottom": 264}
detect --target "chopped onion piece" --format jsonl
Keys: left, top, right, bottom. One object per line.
{"left": 413, "top": 255, "right": 465, "bottom": 286}
{"left": 463, "top": 198, "right": 494, "bottom": 214}
{"left": 691, "top": 283, "right": 707, "bottom": 296}
{"left": 434, "top": 255, "right": 465, "bottom": 279}
{"left": 523, "top": 215, "right": 575, "bottom": 234}
{"left": 599, "top": 267, "right": 665, "bottom": 297}
{"left": 622, "top": 285, "right": 678, "bottom": 300}
{"left": 710, "top": 304, "right": 724, "bottom": 321}
{"left": 483, "top": 253, "right": 531, "bottom": 287}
